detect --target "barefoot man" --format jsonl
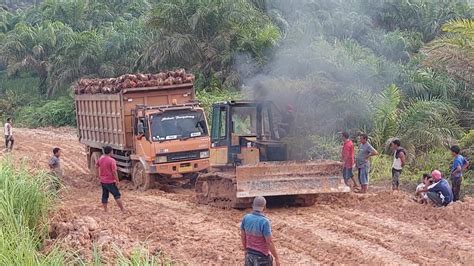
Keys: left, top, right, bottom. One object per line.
{"left": 96, "top": 146, "right": 125, "bottom": 212}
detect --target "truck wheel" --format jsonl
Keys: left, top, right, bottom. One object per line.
{"left": 183, "top": 173, "right": 199, "bottom": 188}
{"left": 89, "top": 152, "right": 102, "bottom": 177}
{"left": 132, "top": 162, "right": 154, "bottom": 191}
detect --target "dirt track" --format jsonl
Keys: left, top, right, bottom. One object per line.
{"left": 5, "top": 128, "right": 474, "bottom": 264}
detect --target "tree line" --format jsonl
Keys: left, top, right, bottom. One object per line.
{"left": 0, "top": 0, "right": 472, "bottom": 157}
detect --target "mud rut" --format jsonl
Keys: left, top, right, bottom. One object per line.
{"left": 6, "top": 128, "right": 474, "bottom": 265}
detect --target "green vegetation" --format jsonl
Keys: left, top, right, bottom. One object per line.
{"left": 0, "top": 157, "right": 75, "bottom": 264}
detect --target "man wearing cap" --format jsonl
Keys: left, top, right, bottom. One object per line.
{"left": 418, "top": 170, "right": 453, "bottom": 207}
{"left": 240, "top": 196, "right": 280, "bottom": 266}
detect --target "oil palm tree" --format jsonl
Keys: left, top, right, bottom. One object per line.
{"left": 144, "top": 0, "right": 279, "bottom": 87}
{"left": 0, "top": 21, "right": 73, "bottom": 95}
{"left": 423, "top": 19, "right": 474, "bottom": 87}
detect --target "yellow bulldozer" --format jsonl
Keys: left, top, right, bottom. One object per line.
{"left": 195, "top": 101, "right": 349, "bottom": 208}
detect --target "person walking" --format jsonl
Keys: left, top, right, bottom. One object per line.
{"left": 355, "top": 134, "right": 378, "bottom": 193}
{"left": 240, "top": 196, "right": 280, "bottom": 266}
{"left": 450, "top": 145, "right": 469, "bottom": 202}
{"left": 390, "top": 139, "right": 406, "bottom": 191}
{"left": 96, "top": 146, "right": 125, "bottom": 213}
{"left": 340, "top": 131, "right": 358, "bottom": 191}
{"left": 48, "top": 147, "right": 63, "bottom": 190}
{"left": 4, "top": 117, "right": 14, "bottom": 151}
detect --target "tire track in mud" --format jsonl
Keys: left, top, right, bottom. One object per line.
{"left": 6, "top": 128, "right": 474, "bottom": 265}
{"left": 269, "top": 210, "right": 414, "bottom": 264}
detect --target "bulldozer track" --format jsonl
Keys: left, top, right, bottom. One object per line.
{"left": 195, "top": 173, "right": 252, "bottom": 209}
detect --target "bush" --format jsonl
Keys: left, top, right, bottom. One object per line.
{"left": 16, "top": 96, "right": 76, "bottom": 128}
{"left": 460, "top": 130, "right": 474, "bottom": 149}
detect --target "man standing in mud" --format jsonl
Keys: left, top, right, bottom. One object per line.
{"left": 450, "top": 145, "right": 469, "bottom": 202}
{"left": 4, "top": 117, "right": 14, "bottom": 151}
{"left": 340, "top": 131, "right": 358, "bottom": 191}
{"left": 96, "top": 146, "right": 125, "bottom": 213}
{"left": 356, "top": 134, "right": 378, "bottom": 193}
{"left": 390, "top": 139, "right": 406, "bottom": 191}
{"left": 241, "top": 196, "right": 280, "bottom": 266}
{"left": 48, "top": 147, "right": 63, "bottom": 190}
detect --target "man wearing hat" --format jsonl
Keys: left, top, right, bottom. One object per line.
{"left": 240, "top": 196, "right": 280, "bottom": 266}
{"left": 418, "top": 170, "right": 453, "bottom": 207}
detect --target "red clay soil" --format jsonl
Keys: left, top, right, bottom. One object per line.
{"left": 4, "top": 128, "right": 474, "bottom": 264}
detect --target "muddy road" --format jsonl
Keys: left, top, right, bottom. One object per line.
{"left": 5, "top": 128, "right": 474, "bottom": 264}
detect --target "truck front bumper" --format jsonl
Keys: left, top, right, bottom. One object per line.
{"left": 148, "top": 158, "right": 210, "bottom": 176}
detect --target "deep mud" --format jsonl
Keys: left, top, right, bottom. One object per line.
{"left": 4, "top": 128, "right": 474, "bottom": 264}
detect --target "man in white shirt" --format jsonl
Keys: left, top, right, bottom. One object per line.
{"left": 4, "top": 118, "right": 14, "bottom": 152}
{"left": 390, "top": 139, "right": 406, "bottom": 191}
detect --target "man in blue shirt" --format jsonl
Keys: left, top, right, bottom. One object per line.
{"left": 418, "top": 170, "right": 453, "bottom": 207}
{"left": 240, "top": 196, "right": 280, "bottom": 266}
{"left": 450, "top": 145, "right": 469, "bottom": 202}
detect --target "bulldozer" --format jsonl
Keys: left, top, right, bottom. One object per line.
{"left": 195, "top": 100, "right": 349, "bottom": 208}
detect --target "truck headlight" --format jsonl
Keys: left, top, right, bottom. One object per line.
{"left": 200, "top": 150, "right": 210, "bottom": 158}
{"left": 155, "top": 156, "right": 167, "bottom": 164}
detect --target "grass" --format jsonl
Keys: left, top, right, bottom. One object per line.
{"left": 0, "top": 157, "right": 75, "bottom": 265}
{"left": 0, "top": 157, "right": 174, "bottom": 265}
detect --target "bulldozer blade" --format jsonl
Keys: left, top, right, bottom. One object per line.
{"left": 235, "top": 160, "right": 350, "bottom": 198}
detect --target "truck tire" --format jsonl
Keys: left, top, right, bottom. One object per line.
{"left": 89, "top": 151, "right": 102, "bottom": 177}
{"left": 132, "top": 162, "right": 154, "bottom": 191}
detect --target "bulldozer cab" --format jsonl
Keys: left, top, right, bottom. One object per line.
{"left": 209, "top": 101, "right": 287, "bottom": 167}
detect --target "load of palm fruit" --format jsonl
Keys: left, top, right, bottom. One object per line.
{"left": 73, "top": 69, "right": 194, "bottom": 94}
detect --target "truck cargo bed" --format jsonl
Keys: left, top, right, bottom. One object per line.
{"left": 75, "top": 84, "right": 194, "bottom": 150}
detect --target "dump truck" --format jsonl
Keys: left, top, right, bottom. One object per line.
{"left": 195, "top": 100, "right": 349, "bottom": 208}
{"left": 75, "top": 80, "right": 210, "bottom": 190}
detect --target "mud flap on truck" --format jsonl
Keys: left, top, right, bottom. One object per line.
{"left": 235, "top": 160, "right": 350, "bottom": 198}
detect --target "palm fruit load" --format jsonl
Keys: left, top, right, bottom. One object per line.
{"left": 73, "top": 69, "right": 194, "bottom": 94}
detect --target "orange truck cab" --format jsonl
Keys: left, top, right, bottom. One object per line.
{"left": 75, "top": 83, "right": 210, "bottom": 190}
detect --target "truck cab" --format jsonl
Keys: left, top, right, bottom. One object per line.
{"left": 130, "top": 103, "right": 210, "bottom": 188}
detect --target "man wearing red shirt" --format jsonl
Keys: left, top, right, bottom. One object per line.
{"left": 96, "top": 146, "right": 125, "bottom": 212}
{"left": 340, "top": 132, "right": 358, "bottom": 191}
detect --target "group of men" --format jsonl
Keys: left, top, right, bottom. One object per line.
{"left": 340, "top": 131, "right": 470, "bottom": 205}
{"left": 48, "top": 145, "right": 125, "bottom": 212}
{"left": 340, "top": 132, "right": 379, "bottom": 193}
{"left": 414, "top": 146, "right": 469, "bottom": 207}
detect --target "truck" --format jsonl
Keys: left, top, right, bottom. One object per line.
{"left": 195, "top": 100, "right": 349, "bottom": 208}
{"left": 75, "top": 79, "right": 211, "bottom": 190}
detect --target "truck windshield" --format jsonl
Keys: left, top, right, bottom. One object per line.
{"left": 150, "top": 110, "right": 207, "bottom": 141}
